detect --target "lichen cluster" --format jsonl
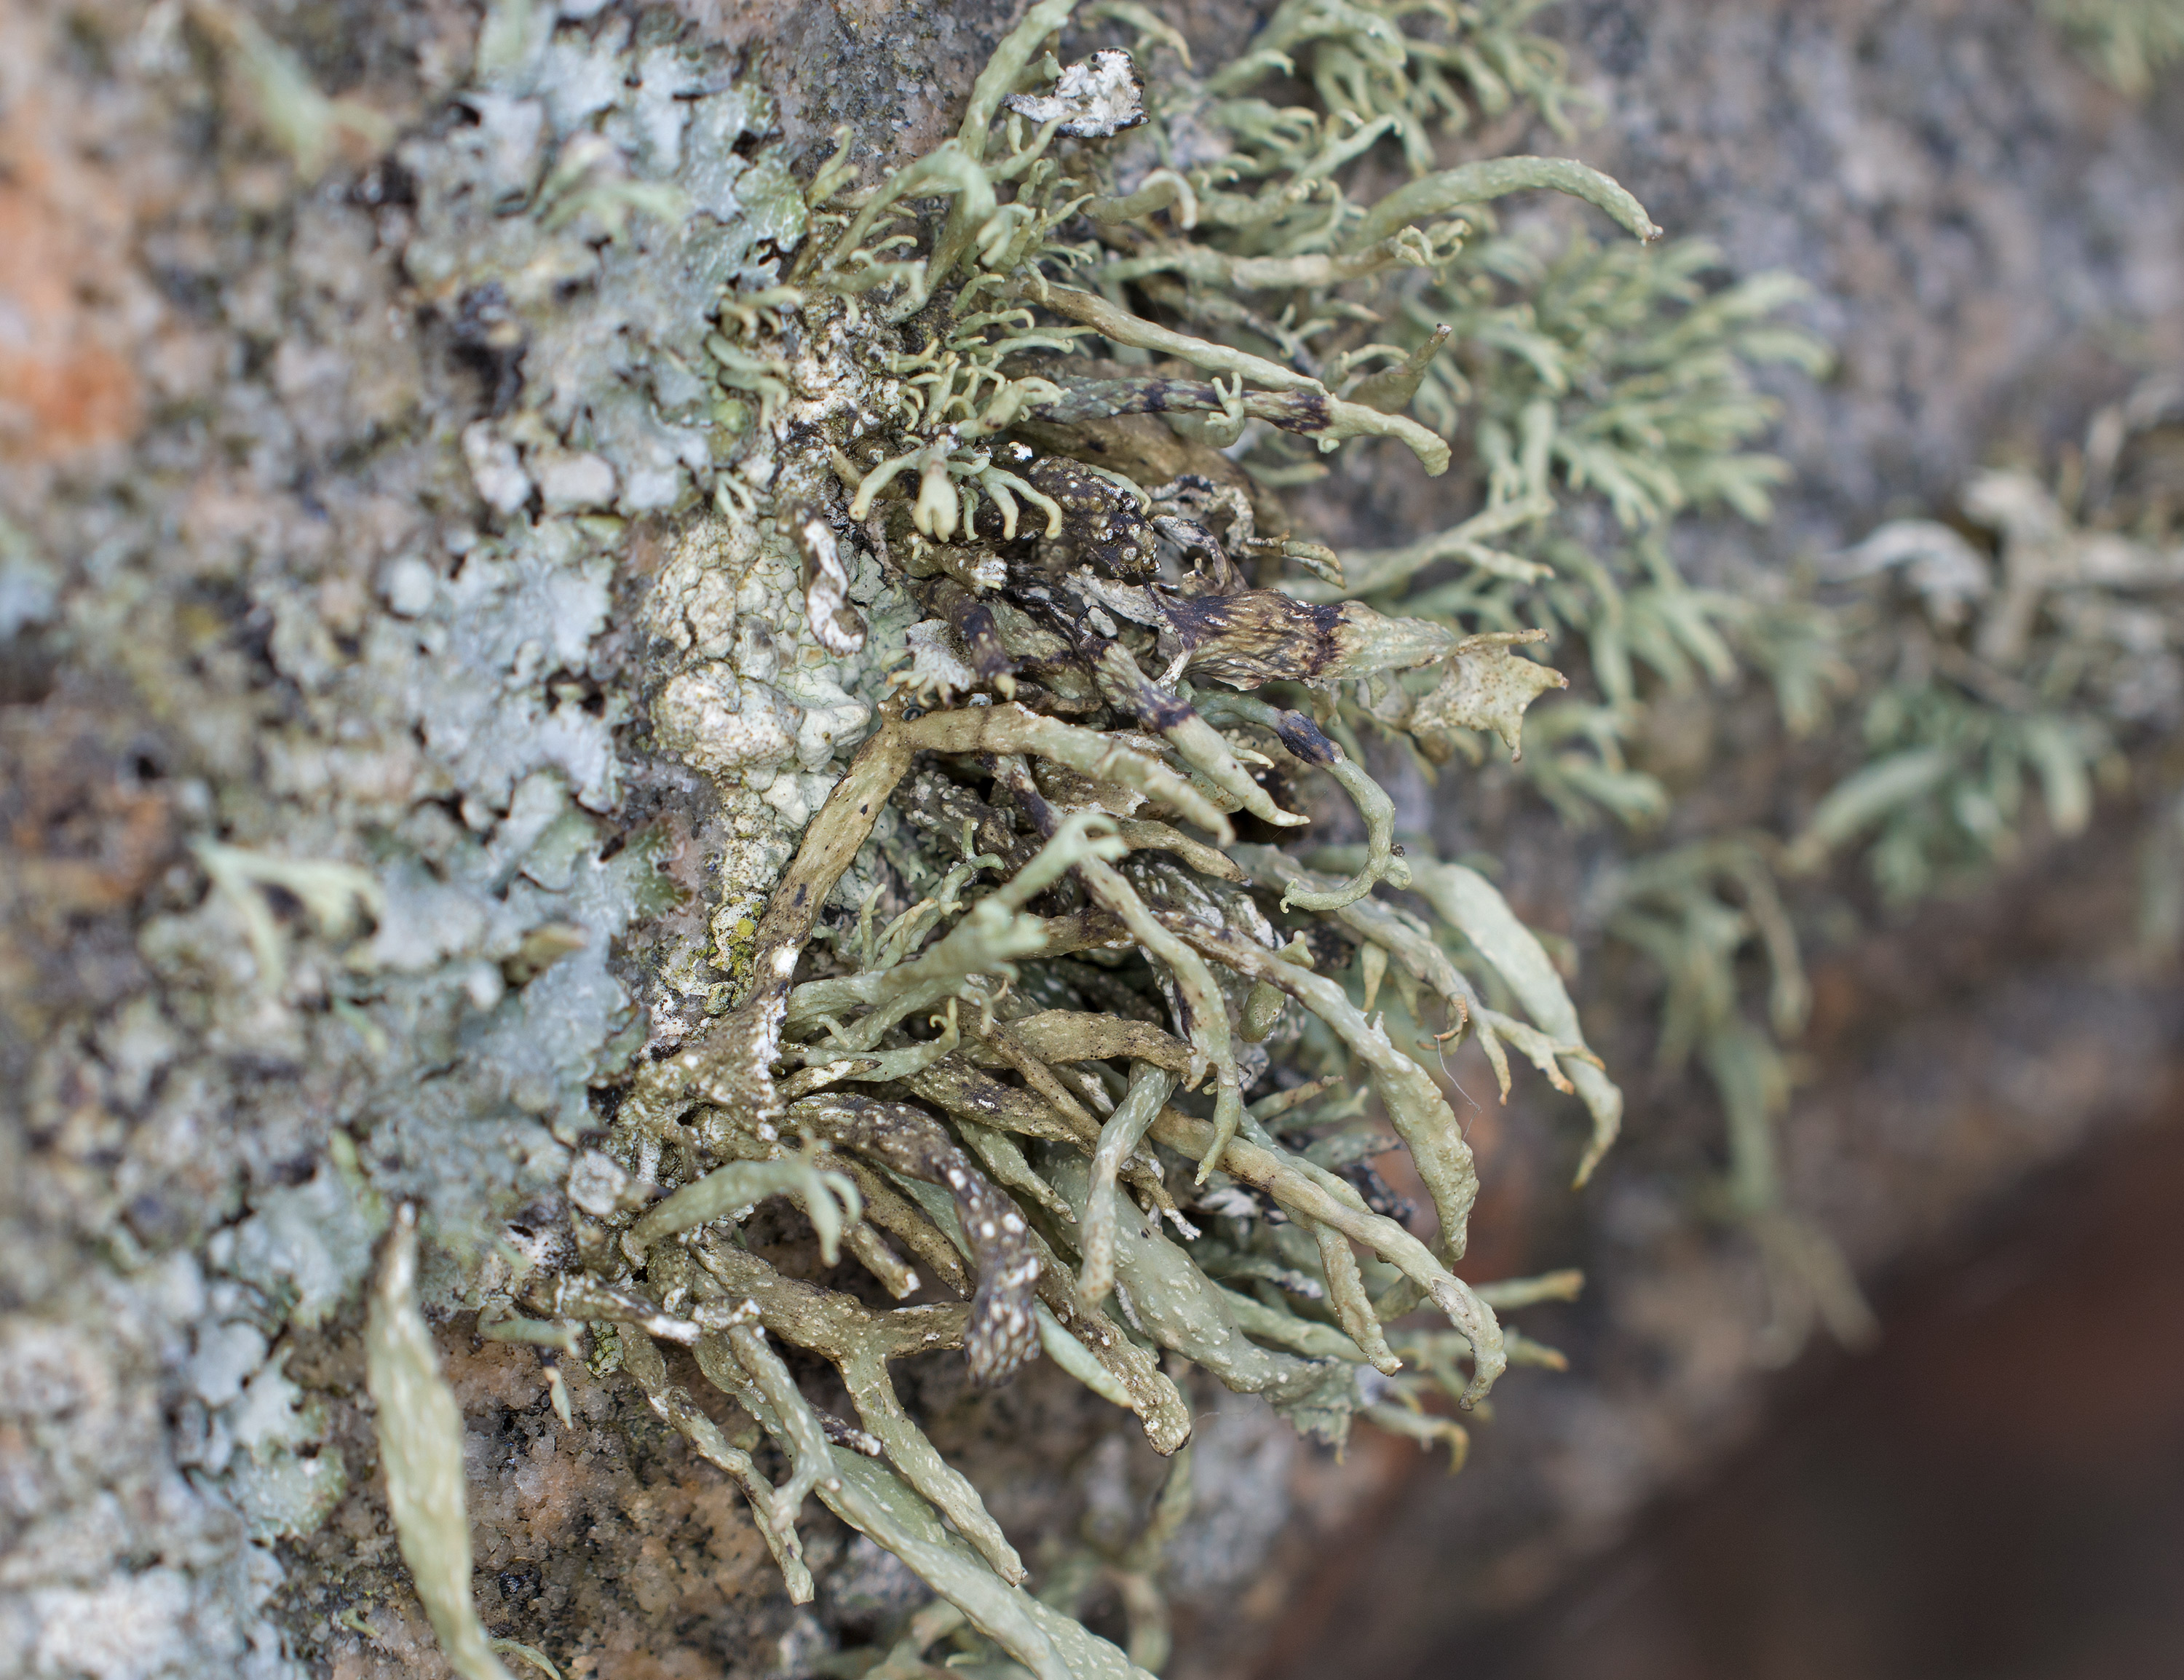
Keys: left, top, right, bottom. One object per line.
{"left": 501, "top": 8, "right": 2184, "bottom": 1664}
{"left": 358, "top": 1, "right": 1838, "bottom": 1673}
{"left": 11, "top": 0, "right": 2175, "bottom": 1675}
{"left": 1801, "top": 389, "right": 2184, "bottom": 901}
{"left": 1583, "top": 376, "right": 2184, "bottom": 1356}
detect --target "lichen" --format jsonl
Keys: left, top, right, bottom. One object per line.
{"left": 2041, "top": 0, "right": 2184, "bottom": 94}
{"left": 22, "top": 0, "right": 2174, "bottom": 1675}
{"left": 367, "top": 1208, "right": 518, "bottom": 1680}
{"left": 443, "top": 2, "right": 1688, "bottom": 1669}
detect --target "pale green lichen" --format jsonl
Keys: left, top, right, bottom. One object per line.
{"left": 486, "top": 2, "right": 1680, "bottom": 1665}
{"left": 205, "top": 1136, "right": 388, "bottom": 1332}
{"left": 21, "top": 1, "right": 2172, "bottom": 1671}
{"left": 116, "top": 0, "right": 1797, "bottom": 1665}
{"left": 124, "top": 0, "right": 2177, "bottom": 1674}
{"left": 1792, "top": 438, "right": 2184, "bottom": 899}
{"left": 366, "top": 1209, "right": 517, "bottom": 1680}
{"left": 2042, "top": 0, "right": 2184, "bottom": 94}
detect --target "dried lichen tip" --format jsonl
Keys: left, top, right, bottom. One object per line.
{"left": 365, "top": 1208, "right": 518, "bottom": 1680}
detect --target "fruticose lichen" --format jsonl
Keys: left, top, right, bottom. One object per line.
{"left": 347, "top": 1, "right": 1700, "bottom": 1672}
{"left": 23, "top": 0, "right": 2175, "bottom": 1675}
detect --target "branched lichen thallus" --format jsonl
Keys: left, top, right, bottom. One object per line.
{"left": 412, "top": 1, "right": 1702, "bottom": 1673}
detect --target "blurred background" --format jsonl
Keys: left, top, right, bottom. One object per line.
{"left": 1458, "top": 1106, "right": 2184, "bottom": 1680}
{"left": 1261, "top": 1086, "right": 2184, "bottom": 1680}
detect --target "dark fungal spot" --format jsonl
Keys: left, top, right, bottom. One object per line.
{"left": 1270, "top": 708, "right": 1340, "bottom": 766}
{"left": 788, "top": 1093, "right": 1041, "bottom": 1387}
{"left": 497, "top": 1561, "right": 542, "bottom": 1606}
{"left": 1157, "top": 591, "right": 1350, "bottom": 688}
{"left": 449, "top": 281, "right": 526, "bottom": 416}
{"left": 1026, "top": 456, "right": 1159, "bottom": 582}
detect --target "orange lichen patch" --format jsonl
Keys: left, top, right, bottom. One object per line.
{"left": 0, "top": 346, "right": 141, "bottom": 462}
{"left": 0, "top": 96, "right": 146, "bottom": 463}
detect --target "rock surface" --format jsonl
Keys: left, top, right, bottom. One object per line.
{"left": 1, "top": 4, "right": 2177, "bottom": 1680}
